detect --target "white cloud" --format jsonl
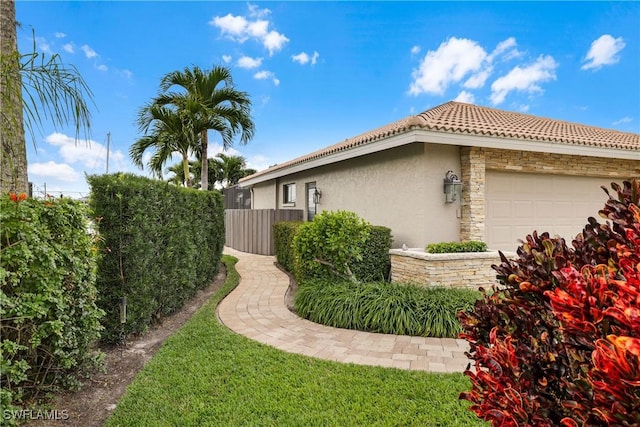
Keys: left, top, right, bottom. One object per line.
{"left": 263, "top": 31, "right": 289, "bottom": 56}
{"left": 97, "top": 64, "right": 108, "bottom": 72}
{"left": 81, "top": 44, "right": 98, "bottom": 59}
{"left": 222, "top": 54, "right": 232, "bottom": 63}
{"left": 54, "top": 32, "right": 66, "bottom": 38}
{"left": 237, "top": 56, "right": 263, "bottom": 69}
{"left": 411, "top": 45, "right": 421, "bottom": 55}
{"left": 612, "top": 116, "right": 633, "bottom": 125}
{"left": 292, "top": 51, "right": 319, "bottom": 65}
{"left": 248, "top": 3, "right": 271, "bottom": 18}
{"left": 44, "top": 132, "right": 125, "bottom": 171}
{"left": 210, "top": 6, "right": 289, "bottom": 56}
{"left": 119, "top": 69, "right": 133, "bottom": 79}
{"left": 488, "top": 37, "right": 519, "bottom": 62}
{"left": 581, "top": 34, "right": 625, "bottom": 71}
{"left": 518, "top": 104, "right": 530, "bottom": 113}
{"left": 253, "top": 70, "right": 279, "bottom": 85}
{"left": 28, "top": 161, "right": 80, "bottom": 182}
{"left": 409, "top": 37, "right": 487, "bottom": 95}
{"left": 36, "top": 37, "right": 53, "bottom": 54}
{"left": 463, "top": 69, "right": 491, "bottom": 89}
{"left": 62, "top": 43, "right": 74, "bottom": 53}
{"left": 490, "top": 55, "right": 558, "bottom": 105}
{"left": 454, "top": 90, "right": 475, "bottom": 104}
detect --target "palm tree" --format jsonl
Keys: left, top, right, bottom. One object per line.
{"left": 1, "top": 0, "right": 92, "bottom": 194}
{"left": 155, "top": 66, "right": 255, "bottom": 190}
{"left": 213, "top": 153, "right": 256, "bottom": 188}
{"left": 130, "top": 101, "right": 200, "bottom": 186}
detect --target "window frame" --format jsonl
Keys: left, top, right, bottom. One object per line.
{"left": 283, "top": 183, "right": 296, "bottom": 205}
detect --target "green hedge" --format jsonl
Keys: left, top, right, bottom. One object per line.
{"left": 275, "top": 218, "right": 393, "bottom": 282}
{"left": 0, "top": 195, "right": 104, "bottom": 411}
{"left": 426, "top": 240, "right": 487, "bottom": 254}
{"left": 295, "top": 279, "right": 480, "bottom": 338}
{"left": 351, "top": 225, "right": 393, "bottom": 281}
{"left": 273, "top": 221, "right": 303, "bottom": 273}
{"left": 88, "top": 173, "right": 224, "bottom": 344}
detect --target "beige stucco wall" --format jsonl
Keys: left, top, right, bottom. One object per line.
{"left": 248, "top": 143, "right": 461, "bottom": 248}
{"left": 251, "top": 181, "right": 277, "bottom": 209}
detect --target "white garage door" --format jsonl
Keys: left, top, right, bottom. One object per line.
{"left": 485, "top": 171, "right": 612, "bottom": 251}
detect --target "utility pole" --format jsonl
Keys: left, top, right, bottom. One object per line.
{"left": 106, "top": 132, "right": 111, "bottom": 173}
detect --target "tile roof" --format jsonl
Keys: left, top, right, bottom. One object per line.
{"left": 241, "top": 101, "right": 639, "bottom": 183}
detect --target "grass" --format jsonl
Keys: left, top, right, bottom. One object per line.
{"left": 295, "top": 279, "right": 481, "bottom": 338}
{"left": 105, "top": 255, "right": 486, "bottom": 427}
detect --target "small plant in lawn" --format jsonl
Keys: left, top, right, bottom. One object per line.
{"left": 459, "top": 180, "right": 640, "bottom": 426}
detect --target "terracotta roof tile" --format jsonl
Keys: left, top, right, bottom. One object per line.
{"left": 241, "top": 101, "right": 639, "bottom": 182}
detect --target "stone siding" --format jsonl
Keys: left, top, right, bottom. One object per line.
{"left": 460, "top": 147, "right": 486, "bottom": 242}
{"left": 389, "top": 249, "right": 514, "bottom": 289}
{"left": 484, "top": 149, "right": 640, "bottom": 178}
{"left": 460, "top": 147, "right": 639, "bottom": 245}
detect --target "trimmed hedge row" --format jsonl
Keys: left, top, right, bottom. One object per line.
{"left": 1, "top": 195, "right": 103, "bottom": 411}
{"left": 273, "top": 220, "right": 392, "bottom": 282}
{"left": 273, "top": 221, "right": 302, "bottom": 273}
{"left": 295, "top": 279, "right": 480, "bottom": 338}
{"left": 88, "top": 173, "right": 224, "bottom": 344}
{"left": 426, "top": 240, "right": 487, "bottom": 253}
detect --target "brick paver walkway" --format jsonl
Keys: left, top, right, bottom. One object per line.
{"left": 217, "top": 247, "right": 472, "bottom": 372}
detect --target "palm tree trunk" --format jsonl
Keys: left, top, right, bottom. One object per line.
{"left": 182, "top": 156, "right": 190, "bottom": 187}
{"left": 0, "top": 0, "right": 28, "bottom": 194}
{"left": 200, "top": 129, "right": 208, "bottom": 190}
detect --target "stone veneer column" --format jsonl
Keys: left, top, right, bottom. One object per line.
{"left": 460, "top": 147, "right": 485, "bottom": 242}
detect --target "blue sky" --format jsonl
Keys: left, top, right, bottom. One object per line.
{"left": 16, "top": 1, "right": 640, "bottom": 198}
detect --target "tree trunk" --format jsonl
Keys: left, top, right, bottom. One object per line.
{"left": 0, "top": 0, "right": 28, "bottom": 194}
{"left": 200, "top": 129, "right": 208, "bottom": 190}
{"left": 182, "top": 155, "right": 190, "bottom": 187}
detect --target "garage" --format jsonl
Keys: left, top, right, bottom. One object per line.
{"left": 485, "top": 171, "right": 612, "bottom": 251}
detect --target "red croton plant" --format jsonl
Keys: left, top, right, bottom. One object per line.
{"left": 459, "top": 180, "right": 639, "bottom": 426}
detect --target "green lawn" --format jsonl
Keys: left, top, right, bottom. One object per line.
{"left": 105, "top": 255, "right": 486, "bottom": 427}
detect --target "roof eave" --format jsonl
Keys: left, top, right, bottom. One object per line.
{"left": 239, "top": 130, "right": 639, "bottom": 187}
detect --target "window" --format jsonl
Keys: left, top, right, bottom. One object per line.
{"left": 283, "top": 183, "right": 296, "bottom": 204}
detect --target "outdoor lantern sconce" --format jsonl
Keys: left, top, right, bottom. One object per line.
{"left": 443, "top": 170, "right": 462, "bottom": 203}
{"left": 313, "top": 188, "right": 322, "bottom": 204}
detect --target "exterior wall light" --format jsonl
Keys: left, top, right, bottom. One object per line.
{"left": 443, "top": 170, "right": 462, "bottom": 203}
{"left": 313, "top": 188, "right": 322, "bottom": 204}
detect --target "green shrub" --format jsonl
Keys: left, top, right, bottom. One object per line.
{"left": 87, "top": 173, "right": 224, "bottom": 344}
{"left": 426, "top": 240, "right": 487, "bottom": 253}
{"left": 295, "top": 279, "right": 480, "bottom": 338}
{"left": 293, "top": 210, "right": 370, "bottom": 282}
{"left": 273, "top": 221, "right": 303, "bottom": 273}
{"left": 0, "top": 195, "right": 104, "bottom": 410}
{"left": 351, "top": 225, "right": 393, "bottom": 282}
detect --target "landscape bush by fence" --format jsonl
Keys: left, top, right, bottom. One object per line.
{"left": 0, "top": 195, "right": 104, "bottom": 412}
{"left": 275, "top": 212, "right": 393, "bottom": 283}
{"left": 273, "top": 221, "right": 303, "bottom": 272}
{"left": 88, "top": 174, "right": 224, "bottom": 344}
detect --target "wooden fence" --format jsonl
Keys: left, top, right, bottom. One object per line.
{"left": 225, "top": 209, "right": 303, "bottom": 255}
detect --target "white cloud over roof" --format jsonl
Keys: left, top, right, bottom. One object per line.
{"left": 490, "top": 55, "right": 557, "bottom": 105}
{"left": 581, "top": 34, "right": 625, "bottom": 71}
{"left": 409, "top": 37, "right": 487, "bottom": 96}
